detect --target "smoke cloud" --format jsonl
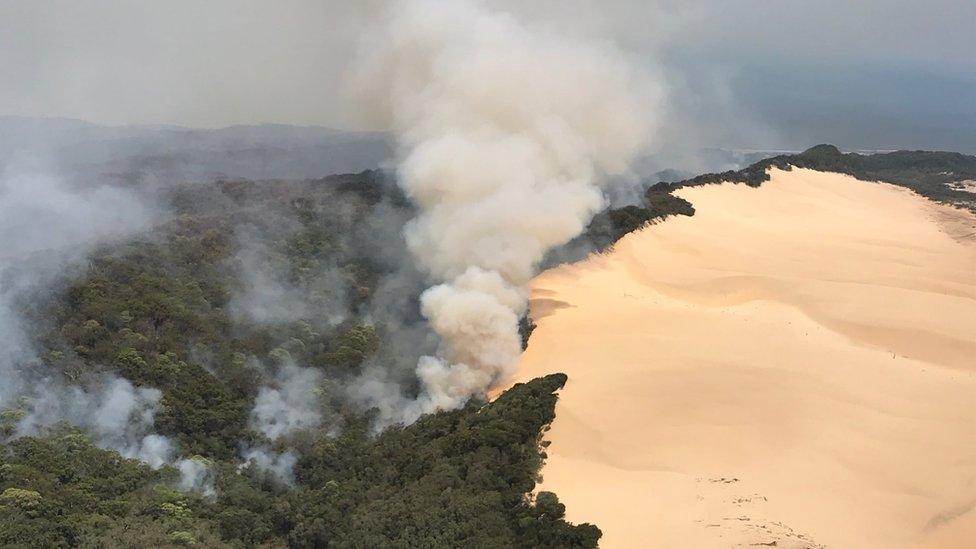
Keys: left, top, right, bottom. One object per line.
{"left": 249, "top": 362, "right": 326, "bottom": 441}
{"left": 0, "top": 165, "right": 155, "bottom": 402}
{"left": 229, "top": 226, "right": 349, "bottom": 327}
{"left": 0, "top": 162, "right": 211, "bottom": 494}
{"left": 353, "top": 0, "right": 658, "bottom": 420}
{"left": 176, "top": 457, "right": 217, "bottom": 497}
{"left": 241, "top": 361, "right": 329, "bottom": 485}
{"left": 0, "top": 163, "right": 156, "bottom": 405}
{"left": 240, "top": 446, "right": 299, "bottom": 485}
{"left": 16, "top": 376, "right": 174, "bottom": 468}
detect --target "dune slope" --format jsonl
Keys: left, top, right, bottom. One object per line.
{"left": 514, "top": 168, "right": 976, "bottom": 548}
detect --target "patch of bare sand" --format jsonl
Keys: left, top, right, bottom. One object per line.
{"left": 509, "top": 168, "right": 976, "bottom": 548}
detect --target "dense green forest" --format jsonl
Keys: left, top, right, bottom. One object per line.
{"left": 0, "top": 172, "right": 599, "bottom": 547}
{"left": 0, "top": 374, "right": 595, "bottom": 548}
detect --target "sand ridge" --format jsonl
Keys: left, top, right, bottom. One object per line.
{"left": 510, "top": 168, "right": 976, "bottom": 548}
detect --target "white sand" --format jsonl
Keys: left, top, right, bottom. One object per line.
{"left": 510, "top": 168, "right": 976, "bottom": 548}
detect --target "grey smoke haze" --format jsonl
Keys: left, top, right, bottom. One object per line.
{"left": 177, "top": 457, "right": 217, "bottom": 498}
{"left": 250, "top": 362, "right": 327, "bottom": 441}
{"left": 242, "top": 360, "right": 331, "bottom": 483}
{"left": 229, "top": 227, "right": 349, "bottom": 327}
{"left": 240, "top": 446, "right": 299, "bottom": 485}
{"left": 0, "top": 163, "right": 156, "bottom": 405}
{"left": 0, "top": 163, "right": 214, "bottom": 494}
{"left": 16, "top": 376, "right": 173, "bottom": 468}
{"left": 1, "top": 0, "right": 973, "bottom": 152}
{"left": 0, "top": 117, "right": 393, "bottom": 184}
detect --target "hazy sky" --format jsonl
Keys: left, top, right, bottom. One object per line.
{"left": 2, "top": 0, "right": 974, "bottom": 151}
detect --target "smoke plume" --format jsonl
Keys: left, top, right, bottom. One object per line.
{"left": 177, "top": 457, "right": 217, "bottom": 497}
{"left": 249, "top": 362, "right": 326, "bottom": 441}
{"left": 16, "top": 376, "right": 173, "bottom": 468}
{"left": 240, "top": 446, "right": 299, "bottom": 485}
{"left": 353, "top": 0, "right": 658, "bottom": 420}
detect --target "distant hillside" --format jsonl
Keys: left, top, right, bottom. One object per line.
{"left": 0, "top": 117, "right": 393, "bottom": 182}
{"left": 574, "top": 145, "right": 976, "bottom": 254}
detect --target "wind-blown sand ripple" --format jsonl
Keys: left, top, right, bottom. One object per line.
{"left": 511, "top": 168, "right": 976, "bottom": 548}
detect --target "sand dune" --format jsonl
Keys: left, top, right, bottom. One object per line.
{"left": 511, "top": 168, "right": 976, "bottom": 548}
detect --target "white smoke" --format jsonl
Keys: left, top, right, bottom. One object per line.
{"left": 176, "top": 456, "right": 216, "bottom": 497}
{"left": 0, "top": 162, "right": 172, "bottom": 465}
{"left": 242, "top": 363, "right": 326, "bottom": 484}
{"left": 249, "top": 362, "right": 325, "bottom": 440}
{"left": 240, "top": 446, "right": 299, "bottom": 485}
{"left": 353, "top": 0, "right": 659, "bottom": 421}
{"left": 0, "top": 162, "right": 213, "bottom": 494}
{"left": 15, "top": 376, "right": 174, "bottom": 468}
{"left": 0, "top": 164, "right": 156, "bottom": 407}
{"left": 228, "top": 226, "right": 349, "bottom": 327}
{"left": 13, "top": 373, "right": 216, "bottom": 496}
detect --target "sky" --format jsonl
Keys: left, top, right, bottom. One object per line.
{"left": 1, "top": 0, "right": 974, "bottom": 152}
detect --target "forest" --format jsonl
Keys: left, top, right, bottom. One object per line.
{"left": 0, "top": 171, "right": 598, "bottom": 547}
{"left": 3, "top": 145, "right": 974, "bottom": 547}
